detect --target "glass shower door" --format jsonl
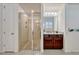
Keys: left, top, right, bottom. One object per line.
{"left": 32, "top": 12, "right": 41, "bottom": 51}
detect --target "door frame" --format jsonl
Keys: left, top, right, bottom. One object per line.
{"left": 40, "top": 3, "right": 44, "bottom": 52}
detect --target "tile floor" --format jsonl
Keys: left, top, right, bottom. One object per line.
{"left": 0, "top": 50, "right": 79, "bottom": 55}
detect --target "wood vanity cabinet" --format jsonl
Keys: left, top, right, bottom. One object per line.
{"left": 44, "top": 34, "right": 63, "bottom": 49}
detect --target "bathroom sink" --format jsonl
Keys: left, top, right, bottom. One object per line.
{"left": 43, "top": 32, "right": 63, "bottom": 34}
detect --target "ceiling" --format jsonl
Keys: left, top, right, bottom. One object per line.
{"left": 19, "top": 3, "right": 41, "bottom": 13}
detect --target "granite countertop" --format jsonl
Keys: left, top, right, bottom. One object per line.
{"left": 43, "top": 32, "right": 63, "bottom": 34}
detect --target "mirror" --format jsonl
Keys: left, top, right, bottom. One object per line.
{"left": 43, "top": 16, "right": 54, "bottom": 32}
{"left": 43, "top": 11, "right": 58, "bottom": 33}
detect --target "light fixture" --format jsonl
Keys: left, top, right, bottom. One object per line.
{"left": 31, "top": 10, "right": 34, "bottom": 13}
{"left": 44, "top": 12, "right": 57, "bottom": 16}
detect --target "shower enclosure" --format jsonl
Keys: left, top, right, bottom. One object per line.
{"left": 19, "top": 4, "right": 41, "bottom": 52}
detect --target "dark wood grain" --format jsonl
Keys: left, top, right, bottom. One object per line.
{"left": 44, "top": 34, "right": 63, "bottom": 49}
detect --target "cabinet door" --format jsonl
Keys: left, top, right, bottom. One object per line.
{"left": 54, "top": 39, "right": 63, "bottom": 49}
{"left": 44, "top": 40, "right": 52, "bottom": 49}
{"left": 44, "top": 35, "right": 54, "bottom": 49}
{"left": 65, "top": 4, "right": 79, "bottom": 52}
{"left": 53, "top": 35, "right": 63, "bottom": 49}
{"left": 2, "top": 4, "right": 18, "bottom": 52}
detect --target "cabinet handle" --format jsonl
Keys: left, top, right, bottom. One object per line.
{"left": 11, "top": 33, "right": 15, "bottom": 35}
{"left": 4, "top": 5, "right": 6, "bottom": 8}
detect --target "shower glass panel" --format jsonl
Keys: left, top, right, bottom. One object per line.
{"left": 19, "top": 3, "right": 41, "bottom": 52}
{"left": 33, "top": 12, "right": 41, "bottom": 51}
{"left": 19, "top": 13, "right": 32, "bottom": 51}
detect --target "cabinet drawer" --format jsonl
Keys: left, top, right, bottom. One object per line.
{"left": 53, "top": 35, "right": 63, "bottom": 38}
{"left": 44, "top": 35, "right": 54, "bottom": 39}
